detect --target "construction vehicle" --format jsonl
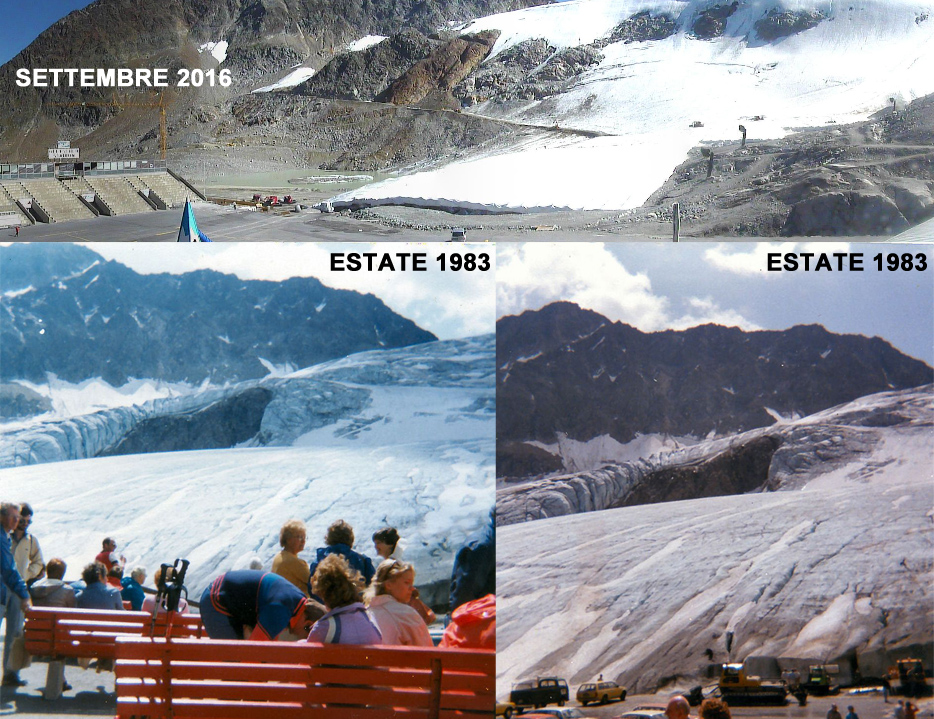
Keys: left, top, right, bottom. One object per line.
{"left": 895, "top": 659, "right": 932, "bottom": 697}
{"left": 717, "top": 663, "right": 787, "bottom": 705}
{"left": 803, "top": 665, "right": 839, "bottom": 696}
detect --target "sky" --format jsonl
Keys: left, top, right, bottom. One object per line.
{"left": 76, "top": 242, "right": 496, "bottom": 341}
{"left": 0, "top": 0, "right": 94, "bottom": 66}
{"left": 497, "top": 242, "right": 934, "bottom": 365}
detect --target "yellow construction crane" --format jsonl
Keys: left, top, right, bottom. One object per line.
{"left": 50, "top": 90, "right": 170, "bottom": 159}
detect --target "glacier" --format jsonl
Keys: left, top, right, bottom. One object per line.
{"left": 0, "top": 335, "right": 495, "bottom": 606}
{"left": 1, "top": 334, "right": 494, "bottom": 467}
{"left": 496, "top": 385, "right": 933, "bottom": 695}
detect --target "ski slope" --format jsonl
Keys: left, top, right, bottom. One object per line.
{"left": 334, "top": 0, "right": 934, "bottom": 212}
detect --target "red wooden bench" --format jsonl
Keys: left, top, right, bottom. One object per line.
{"left": 24, "top": 606, "right": 205, "bottom": 661}
{"left": 114, "top": 636, "right": 494, "bottom": 719}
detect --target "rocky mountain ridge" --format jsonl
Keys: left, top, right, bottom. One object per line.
{"left": 497, "top": 302, "right": 933, "bottom": 478}
{"left": 0, "top": 244, "right": 436, "bottom": 387}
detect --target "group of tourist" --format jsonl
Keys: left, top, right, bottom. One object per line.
{"left": 2, "top": 502, "right": 495, "bottom": 690}
{"left": 203, "top": 518, "right": 459, "bottom": 648}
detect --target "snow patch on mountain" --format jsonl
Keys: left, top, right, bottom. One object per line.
{"left": 198, "top": 41, "right": 229, "bottom": 64}
{"left": 252, "top": 66, "right": 316, "bottom": 93}
{"left": 347, "top": 35, "right": 388, "bottom": 52}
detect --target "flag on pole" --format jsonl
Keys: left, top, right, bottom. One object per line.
{"left": 177, "top": 199, "right": 212, "bottom": 242}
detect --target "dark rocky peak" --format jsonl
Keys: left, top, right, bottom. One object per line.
{"left": 754, "top": 8, "right": 826, "bottom": 42}
{"left": 692, "top": 2, "right": 739, "bottom": 39}
{"left": 605, "top": 11, "right": 677, "bottom": 44}
{"left": 496, "top": 301, "right": 609, "bottom": 368}
{"left": 1, "top": 248, "right": 436, "bottom": 386}
{"left": 496, "top": 304, "right": 933, "bottom": 478}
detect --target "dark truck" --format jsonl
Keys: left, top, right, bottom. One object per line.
{"left": 509, "top": 677, "right": 569, "bottom": 711}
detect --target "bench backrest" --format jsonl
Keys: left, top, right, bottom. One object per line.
{"left": 25, "top": 607, "right": 205, "bottom": 660}
{"left": 115, "top": 636, "right": 494, "bottom": 719}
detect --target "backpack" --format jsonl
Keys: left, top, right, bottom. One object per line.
{"left": 439, "top": 594, "right": 495, "bottom": 649}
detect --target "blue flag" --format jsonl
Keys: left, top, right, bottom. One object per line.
{"left": 177, "top": 199, "right": 212, "bottom": 242}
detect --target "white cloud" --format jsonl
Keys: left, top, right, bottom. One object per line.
{"left": 703, "top": 242, "right": 853, "bottom": 276}
{"left": 497, "top": 242, "right": 670, "bottom": 330}
{"left": 670, "top": 297, "right": 762, "bottom": 331}
{"left": 497, "top": 243, "right": 760, "bottom": 333}
{"left": 79, "top": 242, "right": 493, "bottom": 340}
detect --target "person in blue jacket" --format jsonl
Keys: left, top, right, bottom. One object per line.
{"left": 200, "top": 570, "right": 323, "bottom": 640}
{"left": 1, "top": 502, "right": 32, "bottom": 683}
{"left": 120, "top": 567, "right": 147, "bottom": 611}
{"left": 449, "top": 508, "right": 495, "bottom": 611}
{"left": 308, "top": 520, "right": 375, "bottom": 590}
{"left": 76, "top": 562, "right": 123, "bottom": 610}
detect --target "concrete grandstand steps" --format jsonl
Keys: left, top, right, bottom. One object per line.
{"left": 19, "top": 179, "right": 96, "bottom": 222}
{"left": 0, "top": 180, "right": 51, "bottom": 223}
{"left": 134, "top": 172, "right": 195, "bottom": 208}
{"left": 61, "top": 176, "right": 112, "bottom": 216}
{"left": 0, "top": 183, "right": 33, "bottom": 225}
{"left": 85, "top": 175, "right": 154, "bottom": 215}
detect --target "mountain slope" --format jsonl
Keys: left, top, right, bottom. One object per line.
{"left": 497, "top": 385, "right": 933, "bottom": 695}
{"left": 496, "top": 302, "right": 933, "bottom": 478}
{"left": 0, "top": 0, "right": 550, "bottom": 160}
{"left": 332, "top": 0, "right": 934, "bottom": 212}
{"left": 0, "top": 245, "right": 436, "bottom": 385}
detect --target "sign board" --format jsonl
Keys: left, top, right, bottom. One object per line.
{"left": 48, "top": 148, "right": 80, "bottom": 160}
{"left": 57, "top": 141, "right": 71, "bottom": 149}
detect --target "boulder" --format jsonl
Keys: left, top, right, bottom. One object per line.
{"left": 692, "top": 2, "right": 739, "bottom": 39}
{"left": 884, "top": 178, "right": 934, "bottom": 223}
{"left": 783, "top": 191, "right": 910, "bottom": 236}
{"left": 755, "top": 10, "right": 826, "bottom": 41}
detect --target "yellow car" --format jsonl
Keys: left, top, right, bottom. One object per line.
{"left": 575, "top": 680, "right": 627, "bottom": 706}
{"left": 496, "top": 700, "right": 517, "bottom": 718}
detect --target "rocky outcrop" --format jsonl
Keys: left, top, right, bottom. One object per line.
{"left": 377, "top": 31, "right": 500, "bottom": 108}
{"left": 884, "top": 178, "right": 934, "bottom": 224}
{"left": 782, "top": 190, "right": 911, "bottom": 236}
{"left": 295, "top": 30, "right": 437, "bottom": 101}
{"left": 0, "top": 384, "right": 53, "bottom": 419}
{"left": 604, "top": 11, "right": 677, "bottom": 44}
{"left": 692, "top": 2, "right": 739, "bottom": 39}
{"left": 754, "top": 9, "right": 826, "bottom": 41}
{"left": 454, "top": 38, "right": 555, "bottom": 106}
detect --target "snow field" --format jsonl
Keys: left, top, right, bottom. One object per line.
{"left": 336, "top": 0, "right": 934, "bottom": 211}
{"left": 496, "top": 393, "right": 933, "bottom": 695}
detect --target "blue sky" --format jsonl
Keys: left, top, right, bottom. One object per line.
{"left": 0, "top": 0, "right": 95, "bottom": 66}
